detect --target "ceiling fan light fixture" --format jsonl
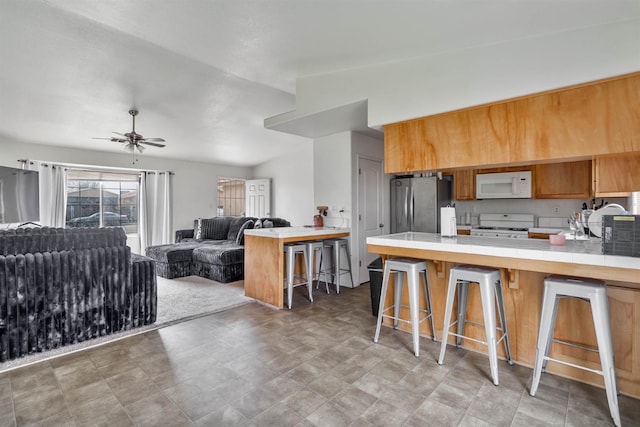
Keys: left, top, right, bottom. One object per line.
{"left": 93, "top": 109, "right": 166, "bottom": 160}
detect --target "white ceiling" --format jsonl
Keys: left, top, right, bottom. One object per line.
{"left": 1, "top": 0, "right": 638, "bottom": 167}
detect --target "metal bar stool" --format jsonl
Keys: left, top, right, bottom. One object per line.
{"left": 530, "top": 275, "right": 620, "bottom": 427}
{"left": 373, "top": 258, "right": 436, "bottom": 357}
{"left": 302, "top": 240, "right": 330, "bottom": 294}
{"left": 323, "top": 238, "right": 354, "bottom": 293}
{"left": 283, "top": 243, "right": 313, "bottom": 309}
{"left": 438, "top": 265, "right": 513, "bottom": 385}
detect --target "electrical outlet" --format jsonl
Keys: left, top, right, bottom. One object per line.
{"left": 553, "top": 205, "right": 560, "bottom": 214}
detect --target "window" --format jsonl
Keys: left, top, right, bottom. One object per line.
{"left": 66, "top": 170, "right": 139, "bottom": 233}
{"left": 217, "top": 178, "right": 245, "bottom": 217}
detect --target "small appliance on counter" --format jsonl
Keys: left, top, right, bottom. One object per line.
{"left": 440, "top": 206, "right": 457, "bottom": 237}
{"left": 602, "top": 214, "right": 640, "bottom": 257}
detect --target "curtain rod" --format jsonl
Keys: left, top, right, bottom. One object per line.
{"left": 17, "top": 159, "right": 174, "bottom": 175}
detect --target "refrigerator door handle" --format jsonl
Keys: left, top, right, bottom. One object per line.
{"left": 409, "top": 186, "right": 414, "bottom": 230}
{"left": 404, "top": 186, "right": 409, "bottom": 223}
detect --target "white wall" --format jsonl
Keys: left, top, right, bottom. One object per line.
{"left": 0, "top": 136, "right": 252, "bottom": 247}
{"left": 313, "top": 132, "right": 352, "bottom": 227}
{"left": 312, "top": 131, "right": 386, "bottom": 287}
{"left": 294, "top": 19, "right": 640, "bottom": 127}
{"left": 252, "top": 142, "right": 314, "bottom": 226}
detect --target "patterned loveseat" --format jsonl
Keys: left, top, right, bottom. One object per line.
{"left": 0, "top": 227, "right": 156, "bottom": 362}
{"left": 145, "top": 216, "right": 290, "bottom": 283}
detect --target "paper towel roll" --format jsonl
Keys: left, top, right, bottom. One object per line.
{"left": 441, "top": 207, "right": 457, "bottom": 237}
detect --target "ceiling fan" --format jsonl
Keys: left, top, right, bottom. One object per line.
{"left": 94, "top": 109, "right": 166, "bottom": 161}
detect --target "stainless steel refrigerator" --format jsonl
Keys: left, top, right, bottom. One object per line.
{"left": 391, "top": 175, "right": 452, "bottom": 233}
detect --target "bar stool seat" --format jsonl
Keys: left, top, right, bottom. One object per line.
{"left": 323, "top": 238, "right": 354, "bottom": 293}
{"left": 283, "top": 243, "right": 313, "bottom": 309}
{"left": 373, "top": 257, "right": 436, "bottom": 357}
{"left": 438, "top": 265, "right": 513, "bottom": 386}
{"left": 530, "top": 275, "right": 620, "bottom": 427}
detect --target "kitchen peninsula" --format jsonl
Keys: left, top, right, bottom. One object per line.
{"left": 367, "top": 233, "right": 640, "bottom": 398}
{"left": 244, "top": 226, "right": 350, "bottom": 309}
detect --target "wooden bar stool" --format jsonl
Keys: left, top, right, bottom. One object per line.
{"left": 438, "top": 265, "right": 513, "bottom": 385}
{"left": 530, "top": 275, "right": 620, "bottom": 427}
{"left": 373, "top": 257, "right": 436, "bottom": 357}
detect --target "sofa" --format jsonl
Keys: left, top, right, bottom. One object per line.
{"left": 0, "top": 226, "right": 156, "bottom": 362}
{"left": 145, "top": 216, "right": 291, "bottom": 283}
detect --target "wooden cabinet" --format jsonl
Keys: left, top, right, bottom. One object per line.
{"left": 384, "top": 72, "right": 640, "bottom": 174}
{"left": 534, "top": 160, "right": 592, "bottom": 199}
{"left": 453, "top": 169, "right": 475, "bottom": 200}
{"left": 594, "top": 153, "right": 640, "bottom": 196}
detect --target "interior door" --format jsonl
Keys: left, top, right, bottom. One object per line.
{"left": 245, "top": 178, "right": 271, "bottom": 218}
{"left": 358, "top": 157, "right": 384, "bottom": 284}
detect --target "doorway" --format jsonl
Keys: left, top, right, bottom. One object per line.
{"left": 357, "top": 156, "right": 384, "bottom": 283}
{"left": 245, "top": 178, "right": 271, "bottom": 218}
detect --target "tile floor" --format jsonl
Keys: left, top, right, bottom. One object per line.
{"left": 1, "top": 284, "right": 639, "bottom": 426}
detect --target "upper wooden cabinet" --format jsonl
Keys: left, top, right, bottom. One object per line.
{"left": 384, "top": 72, "right": 640, "bottom": 174}
{"left": 534, "top": 161, "right": 592, "bottom": 199}
{"left": 453, "top": 169, "right": 476, "bottom": 201}
{"left": 594, "top": 153, "right": 640, "bottom": 196}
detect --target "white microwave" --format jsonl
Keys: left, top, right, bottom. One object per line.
{"left": 476, "top": 171, "right": 532, "bottom": 199}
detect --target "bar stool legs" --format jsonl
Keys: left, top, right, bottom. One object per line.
{"left": 373, "top": 258, "right": 436, "bottom": 357}
{"left": 530, "top": 275, "right": 620, "bottom": 427}
{"left": 284, "top": 243, "right": 313, "bottom": 309}
{"left": 323, "top": 238, "right": 354, "bottom": 293}
{"left": 304, "top": 240, "right": 329, "bottom": 293}
{"left": 438, "top": 265, "right": 512, "bottom": 386}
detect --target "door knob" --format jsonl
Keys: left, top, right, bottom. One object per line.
{"left": 379, "top": 224, "right": 384, "bottom": 228}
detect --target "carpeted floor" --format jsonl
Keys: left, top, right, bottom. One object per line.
{"left": 0, "top": 275, "right": 254, "bottom": 372}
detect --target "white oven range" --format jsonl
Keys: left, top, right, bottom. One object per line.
{"left": 469, "top": 213, "right": 535, "bottom": 239}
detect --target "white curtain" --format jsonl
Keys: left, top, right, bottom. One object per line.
{"left": 25, "top": 160, "right": 67, "bottom": 227}
{"left": 139, "top": 171, "right": 172, "bottom": 253}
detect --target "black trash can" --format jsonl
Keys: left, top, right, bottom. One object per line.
{"left": 367, "top": 257, "right": 384, "bottom": 317}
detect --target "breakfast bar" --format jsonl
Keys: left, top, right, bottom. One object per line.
{"left": 244, "top": 226, "right": 350, "bottom": 309}
{"left": 367, "top": 232, "right": 640, "bottom": 398}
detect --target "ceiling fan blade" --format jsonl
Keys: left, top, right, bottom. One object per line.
{"left": 92, "top": 137, "right": 113, "bottom": 140}
{"left": 112, "top": 131, "right": 127, "bottom": 137}
{"left": 139, "top": 140, "right": 166, "bottom": 148}
{"left": 142, "top": 137, "right": 165, "bottom": 142}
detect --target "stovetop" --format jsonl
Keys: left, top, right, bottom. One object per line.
{"left": 473, "top": 226, "right": 529, "bottom": 232}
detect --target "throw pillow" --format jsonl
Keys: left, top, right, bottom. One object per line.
{"left": 235, "top": 219, "right": 254, "bottom": 245}
{"left": 262, "top": 219, "right": 274, "bottom": 229}
{"left": 253, "top": 219, "right": 262, "bottom": 229}
{"left": 194, "top": 218, "right": 203, "bottom": 240}
{"left": 201, "top": 217, "right": 231, "bottom": 240}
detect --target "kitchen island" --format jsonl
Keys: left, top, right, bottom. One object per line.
{"left": 367, "top": 232, "right": 640, "bottom": 398}
{"left": 244, "top": 226, "right": 350, "bottom": 309}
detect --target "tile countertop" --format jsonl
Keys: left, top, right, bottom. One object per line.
{"left": 366, "top": 232, "right": 639, "bottom": 270}
{"left": 244, "top": 226, "right": 350, "bottom": 239}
